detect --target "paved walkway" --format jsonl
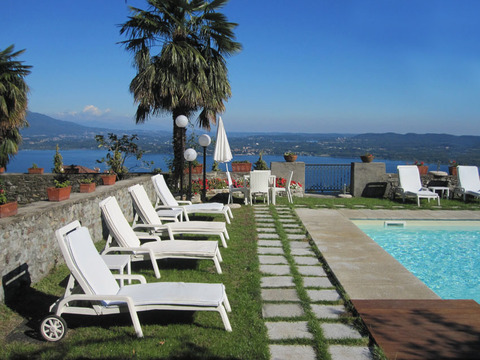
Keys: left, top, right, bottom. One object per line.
{"left": 255, "top": 205, "right": 373, "bottom": 360}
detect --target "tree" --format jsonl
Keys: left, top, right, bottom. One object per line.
{"left": 120, "top": 0, "right": 241, "bottom": 188}
{"left": 0, "top": 45, "right": 32, "bottom": 169}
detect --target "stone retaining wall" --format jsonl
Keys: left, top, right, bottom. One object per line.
{"left": 0, "top": 176, "right": 156, "bottom": 303}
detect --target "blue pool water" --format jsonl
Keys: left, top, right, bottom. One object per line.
{"left": 353, "top": 220, "right": 480, "bottom": 303}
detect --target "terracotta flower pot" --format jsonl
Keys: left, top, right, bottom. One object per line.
{"left": 184, "top": 165, "right": 203, "bottom": 174}
{"left": 0, "top": 167, "right": 4, "bottom": 174}
{"left": 231, "top": 163, "right": 252, "bottom": 172}
{"left": 448, "top": 166, "right": 458, "bottom": 176}
{"left": 284, "top": 154, "right": 298, "bottom": 162}
{"left": 28, "top": 168, "right": 44, "bottom": 174}
{"left": 360, "top": 155, "right": 374, "bottom": 163}
{"left": 417, "top": 165, "right": 429, "bottom": 175}
{"left": 0, "top": 201, "right": 18, "bottom": 218}
{"left": 101, "top": 174, "right": 116, "bottom": 185}
{"left": 47, "top": 186, "right": 71, "bottom": 201}
{"left": 79, "top": 183, "right": 96, "bottom": 193}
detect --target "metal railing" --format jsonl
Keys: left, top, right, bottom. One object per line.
{"left": 305, "top": 164, "right": 351, "bottom": 193}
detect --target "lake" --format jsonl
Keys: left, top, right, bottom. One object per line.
{"left": 3, "top": 149, "right": 450, "bottom": 175}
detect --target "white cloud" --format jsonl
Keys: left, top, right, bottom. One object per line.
{"left": 82, "top": 105, "right": 111, "bottom": 116}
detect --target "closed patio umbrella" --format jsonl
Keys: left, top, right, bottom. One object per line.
{"left": 213, "top": 116, "right": 233, "bottom": 171}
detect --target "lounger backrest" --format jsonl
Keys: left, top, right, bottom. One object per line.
{"left": 398, "top": 165, "right": 422, "bottom": 191}
{"left": 99, "top": 196, "right": 141, "bottom": 248}
{"left": 286, "top": 171, "right": 294, "bottom": 188}
{"left": 458, "top": 166, "right": 480, "bottom": 191}
{"left": 151, "top": 174, "right": 179, "bottom": 206}
{"left": 65, "top": 226, "right": 120, "bottom": 297}
{"left": 128, "top": 184, "right": 163, "bottom": 225}
{"left": 249, "top": 170, "right": 271, "bottom": 193}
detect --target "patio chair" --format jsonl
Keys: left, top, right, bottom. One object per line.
{"left": 455, "top": 165, "right": 480, "bottom": 201}
{"left": 271, "top": 171, "right": 293, "bottom": 204}
{"left": 99, "top": 196, "right": 223, "bottom": 278}
{"left": 248, "top": 170, "right": 271, "bottom": 205}
{"left": 397, "top": 165, "right": 440, "bottom": 206}
{"left": 226, "top": 170, "right": 248, "bottom": 204}
{"left": 151, "top": 174, "right": 233, "bottom": 224}
{"left": 39, "top": 221, "right": 231, "bottom": 341}
{"left": 128, "top": 184, "right": 230, "bottom": 248}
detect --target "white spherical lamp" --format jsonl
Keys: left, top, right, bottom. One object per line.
{"left": 175, "top": 115, "right": 189, "bottom": 128}
{"left": 184, "top": 148, "right": 198, "bottom": 162}
{"left": 199, "top": 134, "right": 211, "bottom": 147}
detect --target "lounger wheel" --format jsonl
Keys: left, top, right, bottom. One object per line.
{"left": 40, "top": 315, "right": 67, "bottom": 342}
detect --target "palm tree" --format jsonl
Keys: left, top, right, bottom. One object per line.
{"left": 0, "top": 45, "right": 32, "bottom": 169}
{"left": 120, "top": 0, "right": 241, "bottom": 188}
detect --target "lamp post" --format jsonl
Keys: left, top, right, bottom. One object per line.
{"left": 198, "top": 134, "right": 211, "bottom": 202}
{"left": 184, "top": 148, "right": 198, "bottom": 201}
{"left": 175, "top": 115, "right": 189, "bottom": 197}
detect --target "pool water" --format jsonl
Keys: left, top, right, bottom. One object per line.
{"left": 352, "top": 220, "right": 480, "bottom": 303}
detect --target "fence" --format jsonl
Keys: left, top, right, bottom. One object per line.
{"left": 305, "top": 164, "right": 351, "bottom": 193}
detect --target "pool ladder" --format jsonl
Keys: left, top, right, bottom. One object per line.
{"left": 384, "top": 221, "right": 406, "bottom": 228}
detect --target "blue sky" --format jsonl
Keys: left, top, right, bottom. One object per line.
{"left": 2, "top": 0, "right": 480, "bottom": 135}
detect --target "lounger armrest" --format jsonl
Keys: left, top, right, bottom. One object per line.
{"left": 101, "top": 247, "right": 137, "bottom": 255}
{"left": 177, "top": 200, "right": 193, "bottom": 205}
{"left": 155, "top": 205, "right": 177, "bottom": 210}
{"left": 132, "top": 223, "right": 168, "bottom": 231}
{"left": 113, "top": 274, "right": 146, "bottom": 284}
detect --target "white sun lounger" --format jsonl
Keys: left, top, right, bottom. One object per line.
{"left": 151, "top": 174, "right": 233, "bottom": 224}
{"left": 99, "top": 196, "right": 223, "bottom": 277}
{"left": 397, "top": 165, "right": 440, "bottom": 206}
{"left": 128, "top": 184, "right": 230, "bottom": 248}
{"left": 455, "top": 165, "right": 480, "bottom": 201}
{"left": 39, "top": 221, "right": 231, "bottom": 341}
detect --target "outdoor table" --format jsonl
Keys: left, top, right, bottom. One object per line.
{"left": 428, "top": 186, "right": 450, "bottom": 199}
{"left": 101, "top": 254, "right": 131, "bottom": 286}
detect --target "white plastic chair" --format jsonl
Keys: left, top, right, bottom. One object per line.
{"left": 128, "top": 184, "right": 229, "bottom": 248}
{"left": 272, "top": 171, "right": 293, "bottom": 204}
{"left": 397, "top": 165, "right": 440, "bottom": 206}
{"left": 39, "top": 221, "right": 231, "bottom": 341}
{"left": 456, "top": 165, "right": 480, "bottom": 201}
{"left": 152, "top": 174, "right": 233, "bottom": 224}
{"left": 99, "top": 196, "right": 223, "bottom": 277}
{"left": 226, "top": 170, "right": 248, "bottom": 204}
{"left": 248, "top": 170, "right": 271, "bottom": 205}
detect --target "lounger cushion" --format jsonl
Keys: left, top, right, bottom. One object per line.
{"left": 142, "top": 240, "right": 218, "bottom": 257}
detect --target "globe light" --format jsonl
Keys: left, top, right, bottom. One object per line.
{"left": 198, "top": 134, "right": 211, "bottom": 147}
{"left": 184, "top": 148, "right": 198, "bottom": 162}
{"left": 175, "top": 115, "right": 189, "bottom": 128}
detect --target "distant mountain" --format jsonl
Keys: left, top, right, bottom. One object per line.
{"left": 22, "top": 112, "right": 107, "bottom": 136}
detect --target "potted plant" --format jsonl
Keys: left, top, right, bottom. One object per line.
{"left": 360, "top": 153, "right": 374, "bottom": 163}
{"left": 284, "top": 152, "right": 298, "bottom": 162}
{"left": 52, "top": 144, "right": 64, "bottom": 174}
{"left": 79, "top": 178, "right": 96, "bottom": 193}
{"left": 231, "top": 160, "right": 252, "bottom": 172}
{"left": 254, "top": 152, "right": 269, "bottom": 170}
{"left": 28, "top": 163, "right": 44, "bottom": 174}
{"left": 414, "top": 161, "right": 429, "bottom": 175}
{"left": 184, "top": 159, "right": 203, "bottom": 174}
{"left": 100, "top": 170, "right": 117, "bottom": 185}
{"left": 448, "top": 160, "right": 458, "bottom": 176}
{"left": 0, "top": 180, "right": 17, "bottom": 218}
{"left": 47, "top": 179, "right": 71, "bottom": 201}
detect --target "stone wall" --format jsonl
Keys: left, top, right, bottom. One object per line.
{"left": 0, "top": 176, "right": 156, "bottom": 303}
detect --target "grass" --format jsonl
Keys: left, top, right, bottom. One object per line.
{"left": 1, "top": 193, "right": 478, "bottom": 359}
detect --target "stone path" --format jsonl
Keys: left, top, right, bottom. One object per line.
{"left": 254, "top": 205, "right": 373, "bottom": 360}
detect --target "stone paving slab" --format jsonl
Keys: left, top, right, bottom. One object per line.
{"left": 321, "top": 323, "right": 363, "bottom": 340}
{"left": 287, "top": 234, "right": 308, "bottom": 240}
{"left": 329, "top": 346, "right": 373, "bottom": 360}
{"left": 303, "top": 277, "right": 333, "bottom": 288}
{"left": 269, "top": 345, "right": 316, "bottom": 360}
{"left": 257, "top": 247, "right": 285, "bottom": 255}
{"left": 297, "top": 266, "right": 327, "bottom": 276}
{"left": 291, "top": 248, "right": 314, "bottom": 256}
{"left": 266, "top": 321, "right": 313, "bottom": 340}
{"left": 261, "top": 288, "right": 300, "bottom": 302}
{"left": 261, "top": 276, "right": 295, "bottom": 288}
{"left": 311, "top": 304, "right": 346, "bottom": 319}
{"left": 278, "top": 219, "right": 297, "bottom": 223}
{"left": 256, "top": 218, "right": 275, "bottom": 223}
{"left": 257, "top": 227, "right": 277, "bottom": 232}
{"left": 258, "top": 240, "right": 282, "bottom": 247}
{"left": 260, "top": 264, "right": 291, "bottom": 275}
{"left": 255, "top": 214, "right": 274, "bottom": 219}
{"left": 259, "top": 255, "right": 288, "bottom": 264}
{"left": 258, "top": 233, "right": 280, "bottom": 239}
{"left": 289, "top": 242, "right": 310, "bottom": 249}
{"left": 307, "top": 289, "right": 341, "bottom": 302}
{"left": 284, "top": 228, "right": 304, "bottom": 233}
{"left": 282, "top": 223, "right": 302, "bottom": 228}
{"left": 293, "top": 256, "right": 319, "bottom": 265}
{"left": 262, "top": 303, "right": 304, "bottom": 318}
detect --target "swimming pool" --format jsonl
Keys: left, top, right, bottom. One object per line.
{"left": 352, "top": 220, "right": 480, "bottom": 303}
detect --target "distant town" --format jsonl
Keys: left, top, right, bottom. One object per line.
{"left": 21, "top": 112, "right": 480, "bottom": 166}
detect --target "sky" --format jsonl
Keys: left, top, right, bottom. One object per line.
{"left": 2, "top": 0, "right": 480, "bottom": 135}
